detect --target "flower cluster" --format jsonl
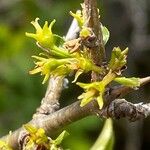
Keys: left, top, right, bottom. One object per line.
{"left": 26, "top": 18, "right": 103, "bottom": 84}
{"left": 23, "top": 124, "right": 68, "bottom": 150}
{"left": 26, "top": 18, "right": 70, "bottom": 58}
{"left": 26, "top": 9, "right": 140, "bottom": 109}
{"left": 0, "top": 140, "right": 13, "bottom": 150}
{"left": 0, "top": 125, "right": 68, "bottom": 150}
{"left": 29, "top": 53, "right": 103, "bottom": 84}
{"left": 77, "top": 47, "right": 140, "bottom": 108}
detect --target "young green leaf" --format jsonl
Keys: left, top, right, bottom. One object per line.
{"left": 101, "top": 25, "right": 110, "bottom": 45}
{"left": 114, "top": 77, "right": 140, "bottom": 87}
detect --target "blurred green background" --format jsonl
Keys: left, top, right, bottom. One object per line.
{"left": 0, "top": 0, "right": 150, "bottom": 150}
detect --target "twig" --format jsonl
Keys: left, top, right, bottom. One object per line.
{"left": 33, "top": 76, "right": 64, "bottom": 118}
{"left": 99, "top": 99, "right": 150, "bottom": 121}
{"left": 104, "top": 76, "right": 150, "bottom": 104}
{"left": 83, "top": 0, "right": 106, "bottom": 81}
{"left": 1, "top": 77, "right": 150, "bottom": 149}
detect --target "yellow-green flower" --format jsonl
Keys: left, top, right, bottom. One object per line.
{"left": 77, "top": 71, "right": 116, "bottom": 109}
{"left": 26, "top": 18, "right": 70, "bottom": 58}
{"left": 0, "top": 140, "right": 13, "bottom": 150}
{"left": 29, "top": 56, "right": 68, "bottom": 84}
{"left": 77, "top": 82, "right": 105, "bottom": 109}
{"left": 29, "top": 53, "right": 103, "bottom": 84}
{"left": 24, "top": 125, "right": 68, "bottom": 150}
{"left": 26, "top": 18, "right": 56, "bottom": 49}
{"left": 29, "top": 55, "right": 74, "bottom": 84}
{"left": 24, "top": 124, "right": 49, "bottom": 149}
{"left": 80, "top": 27, "right": 92, "bottom": 38}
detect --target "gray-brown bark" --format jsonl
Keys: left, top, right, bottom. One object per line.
{"left": 83, "top": 0, "right": 106, "bottom": 81}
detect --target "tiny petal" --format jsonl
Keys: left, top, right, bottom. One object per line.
{"left": 29, "top": 68, "right": 41, "bottom": 74}
{"left": 72, "top": 69, "right": 83, "bottom": 83}
{"left": 43, "top": 21, "right": 49, "bottom": 34}
{"left": 49, "top": 19, "right": 56, "bottom": 32}
{"left": 70, "top": 10, "right": 83, "bottom": 27}
{"left": 80, "top": 96, "right": 93, "bottom": 107}
{"left": 31, "top": 18, "right": 42, "bottom": 33}
{"left": 25, "top": 32, "right": 38, "bottom": 40}
{"left": 79, "top": 89, "right": 96, "bottom": 107}
{"left": 32, "top": 55, "right": 47, "bottom": 61}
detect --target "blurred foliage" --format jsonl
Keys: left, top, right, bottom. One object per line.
{"left": 91, "top": 119, "right": 114, "bottom": 150}
{"left": 0, "top": 0, "right": 150, "bottom": 150}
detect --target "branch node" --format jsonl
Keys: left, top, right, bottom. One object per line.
{"left": 100, "top": 99, "right": 150, "bottom": 121}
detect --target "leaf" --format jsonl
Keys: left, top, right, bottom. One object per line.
{"left": 101, "top": 25, "right": 110, "bottom": 45}
{"left": 114, "top": 77, "right": 140, "bottom": 87}
{"left": 91, "top": 119, "right": 114, "bottom": 150}
{"left": 53, "top": 131, "right": 69, "bottom": 146}
{"left": 105, "top": 134, "right": 114, "bottom": 150}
